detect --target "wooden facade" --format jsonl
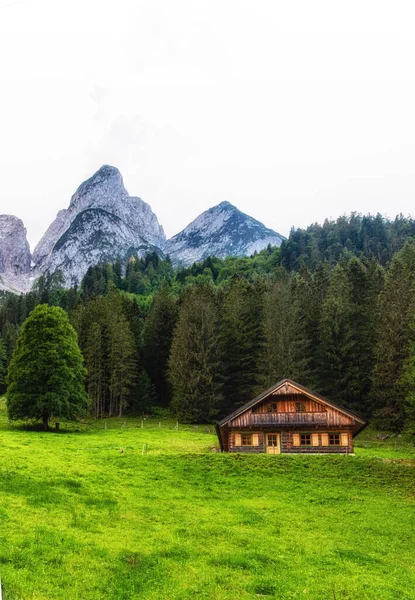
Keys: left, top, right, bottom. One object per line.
{"left": 216, "top": 379, "right": 368, "bottom": 454}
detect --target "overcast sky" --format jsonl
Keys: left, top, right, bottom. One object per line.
{"left": 1, "top": 0, "right": 415, "bottom": 250}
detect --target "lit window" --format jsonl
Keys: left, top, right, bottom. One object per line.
{"left": 296, "top": 402, "right": 306, "bottom": 412}
{"left": 241, "top": 434, "right": 252, "bottom": 446}
{"left": 300, "top": 434, "right": 311, "bottom": 445}
{"left": 329, "top": 434, "right": 340, "bottom": 445}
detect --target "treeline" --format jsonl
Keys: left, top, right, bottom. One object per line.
{"left": 280, "top": 212, "right": 415, "bottom": 270}
{"left": 1, "top": 213, "right": 415, "bottom": 432}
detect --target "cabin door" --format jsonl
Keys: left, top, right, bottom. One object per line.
{"left": 266, "top": 433, "right": 280, "bottom": 454}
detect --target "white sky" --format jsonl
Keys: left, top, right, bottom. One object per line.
{"left": 1, "top": 0, "right": 415, "bottom": 250}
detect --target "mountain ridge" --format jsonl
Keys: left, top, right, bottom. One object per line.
{"left": 0, "top": 165, "right": 285, "bottom": 292}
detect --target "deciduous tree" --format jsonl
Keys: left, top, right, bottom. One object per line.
{"left": 7, "top": 304, "right": 87, "bottom": 429}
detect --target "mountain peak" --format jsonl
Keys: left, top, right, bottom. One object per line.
{"left": 164, "top": 202, "right": 285, "bottom": 266}
{"left": 215, "top": 201, "right": 235, "bottom": 211}
{"left": 71, "top": 165, "right": 125, "bottom": 207}
{"left": 32, "top": 165, "right": 166, "bottom": 283}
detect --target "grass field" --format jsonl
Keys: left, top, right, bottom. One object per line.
{"left": 0, "top": 399, "right": 414, "bottom": 600}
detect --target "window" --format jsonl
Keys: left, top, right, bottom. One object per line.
{"left": 267, "top": 402, "right": 277, "bottom": 413}
{"left": 300, "top": 434, "right": 311, "bottom": 445}
{"left": 329, "top": 434, "right": 340, "bottom": 446}
{"left": 267, "top": 434, "right": 278, "bottom": 447}
{"left": 295, "top": 402, "right": 306, "bottom": 412}
{"left": 241, "top": 434, "right": 252, "bottom": 446}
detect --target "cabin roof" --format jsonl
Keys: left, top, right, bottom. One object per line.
{"left": 217, "top": 378, "right": 368, "bottom": 430}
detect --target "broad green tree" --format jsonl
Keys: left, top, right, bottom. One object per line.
{"left": 7, "top": 304, "right": 88, "bottom": 430}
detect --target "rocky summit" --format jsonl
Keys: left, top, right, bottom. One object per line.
{"left": 0, "top": 166, "right": 285, "bottom": 292}
{"left": 32, "top": 165, "right": 166, "bottom": 287}
{"left": 0, "top": 215, "right": 32, "bottom": 294}
{"left": 164, "top": 201, "right": 285, "bottom": 266}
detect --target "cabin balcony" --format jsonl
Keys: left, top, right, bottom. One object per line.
{"left": 252, "top": 412, "right": 328, "bottom": 426}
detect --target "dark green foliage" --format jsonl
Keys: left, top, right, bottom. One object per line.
{"left": 169, "top": 285, "right": 222, "bottom": 422}
{"left": 0, "top": 338, "right": 7, "bottom": 394}
{"left": 6, "top": 305, "right": 88, "bottom": 429}
{"left": 73, "top": 291, "right": 140, "bottom": 417}
{"left": 219, "top": 278, "right": 263, "bottom": 413}
{"left": 280, "top": 212, "right": 415, "bottom": 271}
{"left": 134, "top": 370, "right": 157, "bottom": 413}
{"left": 343, "top": 258, "right": 384, "bottom": 412}
{"left": 84, "top": 322, "right": 105, "bottom": 418}
{"left": 259, "top": 270, "right": 311, "bottom": 388}
{"left": 371, "top": 242, "right": 415, "bottom": 429}
{"left": 142, "top": 283, "right": 177, "bottom": 405}
{"left": 318, "top": 265, "right": 356, "bottom": 403}
{"left": 108, "top": 312, "right": 137, "bottom": 417}
{"left": 1, "top": 211, "right": 415, "bottom": 431}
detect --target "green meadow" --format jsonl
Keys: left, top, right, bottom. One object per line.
{"left": 0, "top": 399, "right": 413, "bottom": 600}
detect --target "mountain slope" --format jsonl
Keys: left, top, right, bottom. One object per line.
{"left": 33, "top": 165, "right": 166, "bottom": 285}
{"left": 164, "top": 201, "right": 285, "bottom": 266}
{"left": 0, "top": 215, "right": 32, "bottom": 293}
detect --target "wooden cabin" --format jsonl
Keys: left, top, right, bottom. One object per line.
{"left": 216, "top": 379, "right": 368, "bottom": 454}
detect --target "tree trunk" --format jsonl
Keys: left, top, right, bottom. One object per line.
{"left": 43, "top": 412, "right": 49, "bottom": 431}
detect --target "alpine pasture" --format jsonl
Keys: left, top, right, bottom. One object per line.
{"left": 0, "top": 399, "right": 414, "bottom": 600}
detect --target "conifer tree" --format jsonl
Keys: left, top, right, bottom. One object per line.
{"left": 259, "top": 270, "right": 310, "bottom": 388}
{"left": 7, "top": 305, "right": 87, "bottom": 429}
{"left": 318, "top": 264, "right": 355, "bottom": 403}
{"left": 84, "top": 322, "right": 105, "bottom": 418}
{"left": 0, "top": 338, "right": 7, "bottom": 394}
{"left": 143, "top": 282, "right": 177, "bottom": 405}
{"left": 371, "top": 242, "right": 415, "bottom": 429}
{"left": 169, "top": 285, "right": 221, "bottom": 422}
{"left": 108, "top": 312, "right": 137, "bottom": 416}
{"left": 344, "top": 257, "right": 384, "bottom": 412}
{"left": 219, "top": 278, "right": 262, "bottom": 413}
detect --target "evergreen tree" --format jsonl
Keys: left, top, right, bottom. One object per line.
{"left": 108, "top": 312, "right": 137, "bottom": 416}
{"left": 259, "top": 270, "right": 310, "bottom": 388}
{"left": 371, "top": 242, "right": 415, "bottom": 429}
{"left": 135, "top": 370, "right": 157, "bottom": 413}
{"left": 344, "top": 257, "right": 384, "bottom": 412}
{"left": 318, "top": 264, "right": 355, "bottom": 403}
{"left": 7, "top": 305, "right": 87, "bottom": 429}
{"left": 84, "top": 322, "right": 105, "bottom": 418}
{"left": 169, "top": 285, "right": 221, "bottom": 422}
{"left": 0, "top": 338, "right": 7, "bottom": 394}
{"left": 143, "top": 283, "right": 177, "bottom": 405}
{"left": 219, "top": 278, "right": 262, "bottom": 413}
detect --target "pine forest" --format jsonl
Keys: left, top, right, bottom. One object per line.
{"left": 1, "top": 212, "right": 415, "bottom": 433}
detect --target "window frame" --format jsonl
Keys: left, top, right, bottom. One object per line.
{"left": 267, "top": 434, "right": 278, "bottom": 447}
{"left": 241, "top": 434, "right": 253, "bottom": 446}
{"left": 267, "top": 402, "right": 278, "bottom": 413}
{"left": 295, "top": 402, "right": 306, "bottom": 413}
{"left": 300, "top": 433, "right": 311, "bottom": 446}
{"left": 329, "top": 433, "right": 341, "bottom": 446}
